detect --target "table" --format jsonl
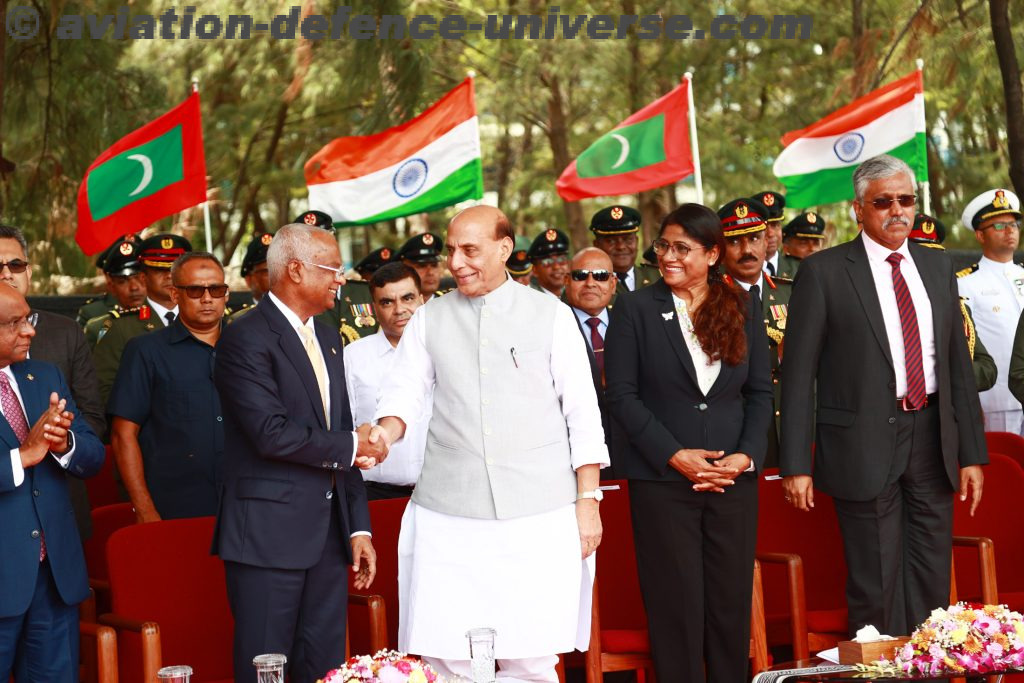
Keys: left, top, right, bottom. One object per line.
{"left": 755, "top": 658, "right": 1024, "bottom": 682}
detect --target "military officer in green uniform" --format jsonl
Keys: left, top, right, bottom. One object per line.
{"left": 397, "top": 232, "right": 445, "bottom": 298}
{"left": 718, "top": 197, "right": 792, "bottom": 468}
{"left": 777, "top": 211, "right": 827, "bottom": 279}
{"left": 907, "top": 212, "right": 998, "bottom": 392}
{"left": 93, "top": 233, "right": 192, "bottom": 406}
{"left": 752, "top": 191, "right": 786, "bottom": 277}
{"left": 226, "top": 230, "right": 274, "bottom": 323}
{"left": 506, "top": 236, "right": 534, "bottom": 285}
{"left": 354, "top": 246, "right": 394, "bottom": 281}
{"left": 77, "top": 234, "right": 145, "bottom": 327}
{"left": 589, "top": 205, "right": 659, "bottom": 295}
{"left": 527, "top": 228, "right": 571, "bottom": 297}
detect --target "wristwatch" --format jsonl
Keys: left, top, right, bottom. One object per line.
{"left": 576, "top": 489, "right": 604, "bottom": 502}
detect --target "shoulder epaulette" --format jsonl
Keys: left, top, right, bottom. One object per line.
{"left": 109, "top": 309, "right": 121, "bottom": 319}
{"left": 956, "top": 264, "right": 979, "bottom": 279}
{"left": 771, "top": 274, "right": 793, "bottom": 285}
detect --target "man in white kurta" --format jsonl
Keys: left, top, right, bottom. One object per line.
{"left": 371, "top": 206, "right": 608, "bottom": 683}
{"left": 957, "top": 188, "right": 1024, "bottom": 434}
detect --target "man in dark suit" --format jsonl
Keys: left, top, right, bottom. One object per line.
{"left": 0, "top": 225, "right": 104, "bottom": 540}
{"left": 781, "top": 154, "right": 987, "bottom": 637}
{"left": 0, "top": 284, "right": 105, "bottom": 682}
{"left": 213, "top": 222, "right": 383, "bottom": 683}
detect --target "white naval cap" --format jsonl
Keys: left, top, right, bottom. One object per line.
{"left": 961, "top": 188, "right": 1022, "bottom": 230}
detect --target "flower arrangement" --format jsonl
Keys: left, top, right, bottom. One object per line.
{"left": 317, "top": 650, "right": 443, "bottom": 683}
{"left": 856, "top": 603, "right": 1024, "bottom": 676}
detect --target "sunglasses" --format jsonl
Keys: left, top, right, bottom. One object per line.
{"left": 175, "top": 284, "right": 229, "bottom": 299}
{"left": 868, "top": 195, "right": 916, "bottom": 210}
{"left": 0, "top": 259, "right": 29, "bottom": 274}
{"left": 570, "top": 269, "right": 613, "bottom": 282}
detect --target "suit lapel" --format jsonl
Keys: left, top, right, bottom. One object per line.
{"left": 652, "top": 282, "right": 700, "bottom": 389}
{"left": 259, "top": 300, "right": 329, "bottom": 430}
{"left": 0, "top": 363, "right": 38, "bottom": 449}
{"left": 845, "top": 238, "right": 895, "bottom": 370}
{"left": 315, "top": 323, "right": 343, "bottom": 430}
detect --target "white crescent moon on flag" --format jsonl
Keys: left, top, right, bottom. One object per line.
{"left": 127, "top": 154, "right": 154, "bottom": 197}
{"left": 610, "top": 134, "right": 630, "bottom": 170}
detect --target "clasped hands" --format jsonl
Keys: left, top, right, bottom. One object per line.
{"left": 354, "top": 423, "right": 390, "bottom": 470}
{"left": 669, "top": 449, "right": 751, "bottom": 493}
{"left": 20, "top": 392, "right": 74, "bottom": 470}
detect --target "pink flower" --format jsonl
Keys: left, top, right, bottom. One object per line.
{"left": 394, "top": 660, "right": 413, "bottom": 675}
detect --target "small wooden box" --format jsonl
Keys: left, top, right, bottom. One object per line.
{"left": 838, "top": 637, "right": 910, "bottom": 664}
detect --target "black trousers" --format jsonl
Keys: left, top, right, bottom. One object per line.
{"left": 629, "top": 475, "right": 758, "bottom": 683}
{"left": 832, "top": 402, "right": 954, "bottom": 637}
{"left": 224, "top": 498, "right": 349, "bottom": 683}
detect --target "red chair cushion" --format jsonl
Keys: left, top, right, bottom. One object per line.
{"left": 83, "top": 503, "right": 135, "bottom": 582}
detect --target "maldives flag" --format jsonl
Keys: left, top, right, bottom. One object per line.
{"left": 76, "top": 92, "right": 207, "bottom": 255}
{"left": 305, "top": 78, "right": 483, "bottom": 226}
{"left": 556, "top": 81, "right": 694, "bottom": 202}
{"left": 773, "top": 70, "right": 926, "bottom": 208}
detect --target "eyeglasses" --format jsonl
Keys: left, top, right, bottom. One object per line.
{"left": 174, "top": 284, "right": 229, "bottom": 299}
{"left": 0, "top": 314, "right": 35, "bottom": 333}
{"left": 983, "top": 220, "right": 1020, "bottom": 232}
{"left": 538, "top": 255, "right": 569, "bottom": 267}
{"left": 570, "top": 269, "right": 613, "bottom": 282}
{"left": 298, "top": 260, "right": 345, "bottom": 277}
{"left": 652, "top": 239, "right": 707, "bottom": 258}
{"left": 0, "top": 259, "right": 29, "bottom": 274}
{"left": 868, "top": 195, "right": 917, "bottom": 210}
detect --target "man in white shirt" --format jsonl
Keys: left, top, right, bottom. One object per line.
{"left": 956, "top": 188, "right": 1024, "bottom": 434}
{"left": 371, "top": 206, "right": 608, "bottom": 682}
{"left": 345, "top": 262, "right": 429, "bottom": 499}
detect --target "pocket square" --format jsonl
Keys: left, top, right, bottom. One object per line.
{"left": 661, "top": 312, "right": 675, "bottom": 321}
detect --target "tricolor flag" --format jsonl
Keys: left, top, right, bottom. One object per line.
{"left": 75, "top": 92, "right": 207, "bottom": 255}
{"left": 556, "top": 80, "right": 695, "bottom": 202}
{"left": 773, "top": 70, "right": 927, "bottom": 208}
{"left": 305, "top": 78, "right": 483, "bottom": 226}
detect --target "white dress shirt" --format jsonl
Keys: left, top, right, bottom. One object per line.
{"left": 619, "top": 266, "right": 635, "bottom": 292}
{"left": 345, "top": 330, "right": 430, "bottom": 487}
{"left": 4, "top": 366, "right": 75, "bottom": 487}
{"left": 765, "top": 252, "right": 780, "bottom": 277}
{"left": 147, "top": 298, "right": 179, "bottom": 326}
{"left": 672, "top": 294, "right": 721, "bottom": 396}
{"left": 861, "top": 232, "right": 938, "bottom": 397}
{"left": 571, "top": 307, "right": 609, "bottom": 353}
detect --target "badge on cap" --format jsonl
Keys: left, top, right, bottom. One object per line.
{"left": 516, "top": 252, "right": 526, "bottom": 262}
{"left": 422, "top": 233, "right": 434, "bottom": 245}
{"left": 381, "top": 248, "right": 391, "bottom": 260}
{"left": 807, "top": 213, "right": 817, "bottom": 224}
{"left": 261, "top": 233, "right": 273, "bottom": 246}
{"left": 161, "top": 238, "right": 173, "bottom": 249}
{"left": 611, "top": 207, "right": 624, "bottom": 220}
{"left": 922, "top": 221, "right": 935, "bottom": 235}
{"left": 545, "top": 229, "right": 557, "bottom": 241}
{"left": 303, "top": 213, "right": 317, "bottom": 225}
{"left": 119, "top": 243, "right": 134, "bottom": 255}
{"left": 735, "top": 203, "right": 749, "bottom": 219}
{"left": 994, "top": 190, "right": 1010, "bottom": 209}
{"left": 762, "top": 193, "right": 775, "bottom": 207}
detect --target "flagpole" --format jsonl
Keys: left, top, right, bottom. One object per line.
{"left": 915, "top": 59, "right": 932, "bottom": 216}
{"left": 684, "top": 72, "right": 704, "bottom": 204}
{"left": 193, "top": 77, "right": 214, "bottom": 253}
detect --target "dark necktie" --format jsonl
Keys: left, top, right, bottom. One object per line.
{"left": 164, "top": 311, "right": 176, "bottom": 324}
{"left": 885, "top": 253, "right": 926, "bottom": 409}
{"left": 0, "top": 372, "right": 44, "bottom": 561}
{"left": 615, "top": 272, "right": 630, "bottom": 291}
{"left": 585, "top": 317, "right": 605, "bottom": 380}
{"left": 766, "top": 261, "right": 776, "bottom": 276}
{"left": 749, "top": 283, "right": 761, "bottom": 303}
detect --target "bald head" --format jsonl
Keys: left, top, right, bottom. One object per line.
{"left": 566, "top": 247, "right": 616, "bottom": 316}
{"left": 0, "top": 283, "right": 34, "bottom": 367}
{"left": 450, "top": 205, "right": 515, "bottom": 242}
{"left": 446, "top": 205, "right": 515, "bottom": 298}
{"left": 571, "top": 247, "right": 613, "bottom": 271}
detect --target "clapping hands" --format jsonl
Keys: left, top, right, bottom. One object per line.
{"left": 354, "top": 423, "right": 390, "bottom": 470}
{"left": 19, "top": 393, "right": 74, "bottom": 469}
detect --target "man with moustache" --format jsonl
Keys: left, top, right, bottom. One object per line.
{"left": 371, "top": 206, "right": 608, "bottom": 682}
{"left": 528, "top": 228, "right": 572, "bottom": 297}
{"left": 956, "top": 189, "right": 1024, "bottom": 434}
{"left": 107, "top": 253, "right": 229, "bottom": 522}
{"left": 753, "top": 191, "right": 786, "bottom": 277}
{"left": 777, "top": 212, "right": 827, "bottom": 279}
{"left": 781, "top": 154, "right": 987, "bottom": 637}
{"left": 344, "top": 263, "right": 429, "bottom": 500}
{"left": 589, "top": 206, "right": 659, "bottom": 295}
{"left": 77, "top": 234, "right": 145, "bottom": 327}
{"left": 718, "top": 198, "right": 792, "bottom": 468}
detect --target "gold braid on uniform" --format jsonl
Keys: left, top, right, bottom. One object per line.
{"left": 339, "top": 322, "right": 360, "bottom": 345}
{"left": 765, "top": 326, "right": 785, "bottom": 346}
{"left": 959, "top": 299, "right": 977, "bottom": 360}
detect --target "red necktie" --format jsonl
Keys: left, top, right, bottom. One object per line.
{"left": 885, "top": 253, "right": 927, "bottom": 409}
{"left": 586, "top": 317, "right": 605, "bottom": 382}
{"left": 0, "top": 372, "right": 45, "bottom": 561}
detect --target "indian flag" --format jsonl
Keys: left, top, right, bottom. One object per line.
{"left": 773, "top": 70, "right": 927, "bottom": 208}
{"left": 304, "top": 78, "right": 483, "bottom": 226}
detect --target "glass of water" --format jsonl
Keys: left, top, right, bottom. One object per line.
{"left": 156, "top": 665, "right": 193, "bottom": 682}
{"left": 465, "top": 627, "right": 497, "bottom": 683}
{"left": 252, "top": 653, "right": 287, "bottom": 683}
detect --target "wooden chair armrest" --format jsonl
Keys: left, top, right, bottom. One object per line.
{"left": 98, "top": 614, "right": 161, "bottom": 683}
{"left": 952, "top": 535, "right": 999, "bottom": 605}
{"left": 756, "top": 551, "right": 810, "bottom": 661}
{"left": 80, "top": 622, "right": 119, "bottom": 683}
{"left": 349, "top": 593, "right": 389, "bottom": 653}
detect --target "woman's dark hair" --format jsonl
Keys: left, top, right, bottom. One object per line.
{"left": 659, "top": 204, "right": 748, "bottom": 366}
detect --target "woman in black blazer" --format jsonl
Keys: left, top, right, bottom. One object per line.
{"left": 604, "top": 203, "right": 773, "bottom": 683}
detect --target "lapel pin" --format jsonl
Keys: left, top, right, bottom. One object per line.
{"left": 331, "top": 347, "right": 337, "bottom": 355}
{"left": 26, "top": 373, "right": 34, "bottom": 381}
{"left": 662, "top": 312, "right": 675, "bottom": 321}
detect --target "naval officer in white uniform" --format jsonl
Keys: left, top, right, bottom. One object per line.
{"left": 371, "top": 205, "right": 609, "bottom": 682}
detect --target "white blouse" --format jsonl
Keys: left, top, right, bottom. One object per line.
{"left": 672, "top": 293, "right": 721, "bottom": 395}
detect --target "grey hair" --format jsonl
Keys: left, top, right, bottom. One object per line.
{"left": 170, "top": 252, "right": 223, "bottom": 282}
{"left": 267, "top": 223, "right": 332, "bottom": 285}
{"left": 0, "top": 225, "right": 28, "bottom": 256}
{"left": 852, "top": 155, "right": 917, "bottom": 200}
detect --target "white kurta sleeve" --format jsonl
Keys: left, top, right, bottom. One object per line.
{"left": 550, "top": 303, "right": 610, "bottom": 471}
{"left": 374, "top": 304, "right": 435, "bottom": 442}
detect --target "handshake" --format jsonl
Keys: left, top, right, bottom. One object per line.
{"left": 354, "top": 423, "right": 390, "bottom": 470}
